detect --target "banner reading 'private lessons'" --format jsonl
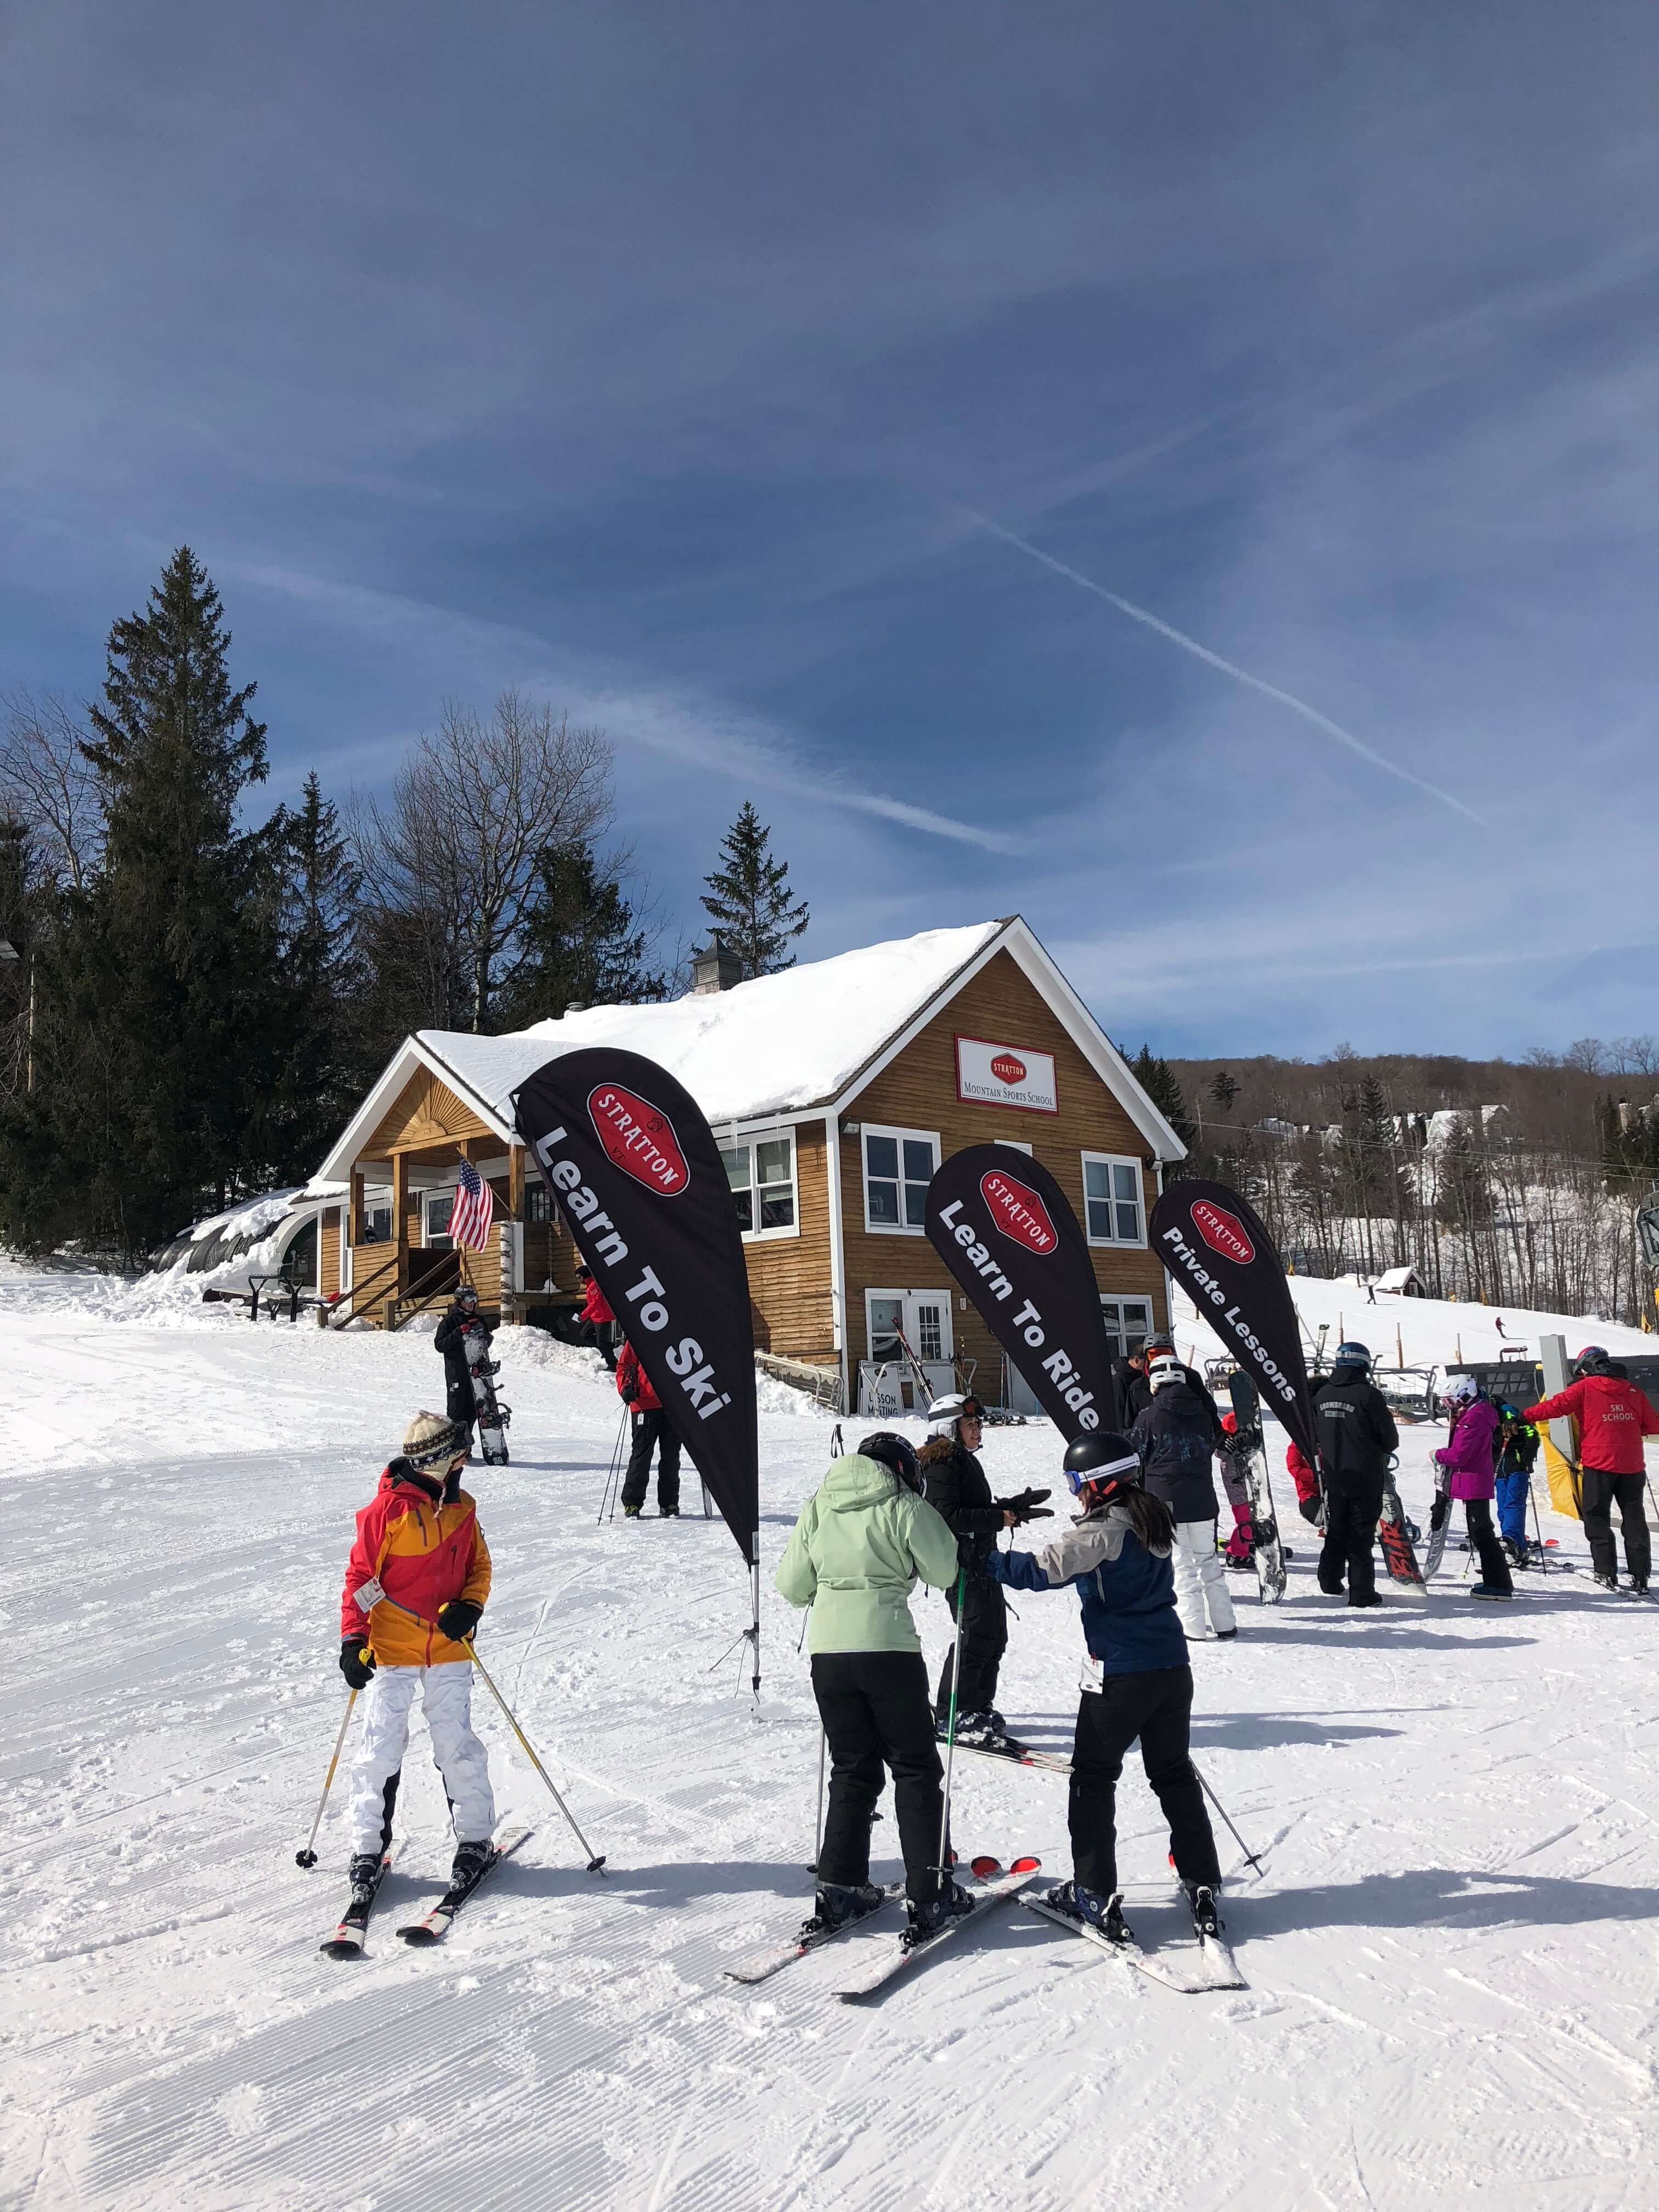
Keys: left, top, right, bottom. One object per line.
{"left": 512, "top": 1048, "right": 759, "bottom": 1567}
{"left": 1148, "top": 1177, "right": 1318, "bottom": 1463}
{"left": 924, "top": 1144, "right": 1119, "bottom": 1437}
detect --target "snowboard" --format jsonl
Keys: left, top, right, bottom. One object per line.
{"left": 1421, "top": 1465, "right": 1452, "bottom": 1578}
{"left": 464, "top": 1326, "right": 511, "bottom": 1466}
{"left": 1224, "top": 1373, "right": 1286, "bottom": 1604}
{"left": 1376, "top": 1475, "right": 1429, "bottom": 1599}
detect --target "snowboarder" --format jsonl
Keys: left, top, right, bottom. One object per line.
{"left": 576, "top": 1264, "right": 618, "bottom": 1373}
{"left": 1493, "top": 1402, "right": 1539, "bottom": 1567}
{"left": 617, "top": 1335, "right": 682, "bottom": 1517}
{"left": 983, "top": 1430, "right": 1223, "bottom": 1946}
{"left": 434, "top": 1284, "right": 490, "bottom": 1453}
{"left": 1217, "top": 1410, "right": 1256, "bottom": 1569}
{"left": 1312, "top": 1341, "right": 1398, "bottom": 1607}
{"left": 1131, "top": 1355, "right": 1234, "bottom": 1641}
{"left": 338, "top": 1411, "right": 495, "bottom": 1899}
{"left": 1433, "top": 1375, "right": 1513, "bottom": 1600}
{"left": 1523, "top": 1347, "right": 1659, "bottom": 1593}
{"left": 919, "top": 1393, "right": 1051, "bottom": 1747}
{"left": 774, "top": 1430, "right": 973, "bottom": 1942}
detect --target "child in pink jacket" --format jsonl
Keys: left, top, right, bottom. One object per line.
{"left": 1435, "top": 1376, "right": 1512, "bottom": 1600}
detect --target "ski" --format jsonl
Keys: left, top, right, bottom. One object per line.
{"left": 722, "top": 1881, "right": 905, "bottom": 1985}
{"left": 1376, "top": 1476, "right": 1429, "bottom": 1600}
{"left": 396, "top": 1825, "right": 532, "bottom": 1946}
{"left": 1019, "top": 1891, "right": 1211, "bottom": 1993}
{"left": 834, "top": 1855, "right": 1042, "bottom": 2001}
{"left": 1225, "top": 1373, "right": 1286, "bottom": 1604}
{"left": 319, "top": 1843, "right": 399, "bottom": 1960}
{"left": 947, "top": 1737, "right": 1072, "bottom": 1775}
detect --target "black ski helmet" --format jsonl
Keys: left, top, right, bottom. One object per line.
{"left": 1573, "top": 1344, "right": 1611, "bottom": 1376}
{"left": 859, "top": 1431, "right": 921, "bottom": 1493}
{"left": 458, "top": 1283, "right": 479, "bottom": 1308}
{"left": 1062, "top": 1429, "right": 1142, "bottom": 1505}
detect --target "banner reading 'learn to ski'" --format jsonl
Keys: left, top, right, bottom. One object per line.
{"left": 512, "top": 1048, "right": 759, "bottom": 1568}
{"left": 1148, "top": 1177, "right": 1318, "bottom": 1463}
{"left": 924, "top": 1143, "right": 1118, "bottom": 1436}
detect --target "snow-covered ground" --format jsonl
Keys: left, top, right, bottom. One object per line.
{"left": 3, "top": 1269, "right": 1657, "bottom": 2211}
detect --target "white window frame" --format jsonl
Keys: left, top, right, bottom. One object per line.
{"left": 1099, "top": 1295, "right": 1155, "bottom": 1361}
{"left": 864, "top": 1288, "right": 956, "bottom": 1366}
{"left": 422, "top": 1188, "right": 456, "bottom": 1250}
{"left": 721, "top": 1130, "right": 801, "bottom": 1243}
{"left": 1081, "top": 1152, "right": 1147, "bottom": 1248}
{"left": 861, "top": 1124, "right": 941, "bottom": 1237}
{"left": 995, "top": 1139, "right": 1034, "bottom": 1154}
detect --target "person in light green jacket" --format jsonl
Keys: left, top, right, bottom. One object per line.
{"left": 775, "top": 1432, "right": 969, "bottom": 1939}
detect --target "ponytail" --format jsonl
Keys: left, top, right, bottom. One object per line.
{"left": 1119, "top": 1487, "right": 1175, "bottom": 1554}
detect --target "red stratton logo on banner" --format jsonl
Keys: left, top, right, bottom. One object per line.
{"left": 981, "top": 1168, "right": 1058, "bottom": 1255}
{"left": 588, "top": 1084, "right": 689, "bottom": 1195}
{"left": 990, "top": 1052, "right": 1027, "bottom": 1085}
{"left": 1191, "top": 1198, "right": 1254, "bottom": 1265}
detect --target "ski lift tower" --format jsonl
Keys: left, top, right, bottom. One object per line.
{"left": 1637, "top": 1188, "right": 1659, "bottom": 1329}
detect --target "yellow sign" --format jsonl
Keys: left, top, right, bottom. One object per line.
{"left": 1539, "top": 1425, "right": 1581, "bottom": 1522}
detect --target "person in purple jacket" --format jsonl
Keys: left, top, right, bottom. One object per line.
{"left": 1435, "top": 1375, "right": 1513, "bottom": 1600}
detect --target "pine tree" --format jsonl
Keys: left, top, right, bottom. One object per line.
{"left": 1209, "top": 1069, "right": 1240, "bottom": 1115}
{"left": 269, "top": 773, "right": 369, "bottom": 1171}
{"left": 493, "top": 839, "right": 664, "bottom": 1028}
{"left": 1130, "top": 1043, "right": 1196, "bottom": 1154}
{"left": 0, "top": 550, "right": 290, "bottom": 1258}
{"left": 699, "top": 803, "right": 808, "bottom": 979}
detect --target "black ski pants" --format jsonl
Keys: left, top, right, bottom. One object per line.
{"left": 1463, "top": 1497, "right": 1513, "bottom": 1593}
{"left": 445, "top": 1380, "right": 476, "bottom": 1451}
{"left": 812, "top": 1650, "right": 946, "bottom": 1905}
{"left": 1319, "top": 1480, "right": 1384, "bottom": 1602}
{"left": 934, "top": 1568, "right": 1007, "bottom": 1722}
{"left": 1579, "top": 1467, "right": 1652, "bottom": 1582}
{"left": 620, "top": 1409, "right": 681, "bottom": 1512}
{"left": 1069, "top": 1665, "right": 1220, "bottom": 1897}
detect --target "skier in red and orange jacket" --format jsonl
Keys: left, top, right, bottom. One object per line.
{"left": 1524, "top": 1349, "right": 1659, "bottom": 1592}
{"left": 337, "top": 1410, "right": 495, "bottom": 1900}
{"left": 617, "top": 1339, "right": 682, "bottom": 1518}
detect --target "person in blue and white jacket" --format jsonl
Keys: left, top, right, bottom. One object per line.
{"left": 984, "top": 1429, "right": 1223, "bottom": 1945}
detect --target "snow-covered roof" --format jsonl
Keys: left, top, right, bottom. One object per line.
{"left": 1374, "top": 1265, "right": 1425, "bottom": 1291}
{"left": 316, "top": 916, "right": 1189, "bottom": 1182}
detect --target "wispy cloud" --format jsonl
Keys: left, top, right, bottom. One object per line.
{"left": 958, "top": 509, "right": 1490, "bottom": 828}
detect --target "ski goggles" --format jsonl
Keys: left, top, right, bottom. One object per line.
{"left": 1064, "top": 1449, "right": 1141, "bottom": 1498}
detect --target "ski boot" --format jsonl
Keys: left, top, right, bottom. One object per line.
{"left": 347, "top": 1852, "right": 383, "bottom": 1903}
{"left": 1346, "top": 1592, "right": 1383, "bottom": 1610}
{"left": 905, "top": 1878, "right": 975, "bottom": 1945}
{"left": 659, "top": 1505, "right": 680, "bottom": 1518}
{"left": 1626, "top": 1577, "right": 1650, "bottom": 1596}
{"left": 1183, "top": 1881, "right": 1224, "bottom": 1941}
{"left": 1044, "top": 1880, "right": 1132, "bottom": 1946}
{"left": 450, "top": 1839, "right": 492, "bottom": 1888}
{"left": 1593, "top": 1571, "right": 1620, "bottom": 1591}
{"left": 623, "top": 1504, "right": 642, "bottom": 1519}
{"left": 808, "top": 1880, "right": 882, "bottom": 1934}
{"left": 1469, "top": 1583, "right": 1514, "bottom": 1601}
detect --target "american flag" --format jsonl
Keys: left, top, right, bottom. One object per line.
{"left": 447, "top": 1159, "right": 495, "bottom": 1251}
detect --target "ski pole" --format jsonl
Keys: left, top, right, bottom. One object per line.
{"left": 463, "top": 1640, "right": 607, "bottom": 1874}
{"left": 1193, "top": 1762, "right": 1265, "bottom": 1880}
{"left": 935, "top": 1568, "right": 967, "bottom": 1882}
{"left": 295, "top": 1690, "right": 357, "bottom": 1867}
{"left": 596, "top": 1407, "right": 628, "bottom": 1524}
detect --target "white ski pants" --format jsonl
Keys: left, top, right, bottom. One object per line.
{"left": 1172, "top": 1520, "right": 1235, "bottom": 1640}
{"left": 349, "top": 1662, "right": 495, "bottom": 1855}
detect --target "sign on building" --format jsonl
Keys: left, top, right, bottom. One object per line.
{"left": 955, "top": 1035, "right": 1058, "bottom": 1115}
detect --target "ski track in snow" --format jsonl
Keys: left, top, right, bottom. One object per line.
{"left": 1, "top": 1275, "right": 1656, "bottom": 2208}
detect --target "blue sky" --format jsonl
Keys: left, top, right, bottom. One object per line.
{"left": 4, "top": 2, "right": 1657, "bottom": 1059}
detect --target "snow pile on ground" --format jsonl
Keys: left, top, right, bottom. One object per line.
{"left": 2, "top": 1271, "right": 1656, "bottom": 2210}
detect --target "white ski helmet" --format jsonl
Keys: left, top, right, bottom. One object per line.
{"left": 1445, "top": 1373, "right": 1480, "bottom": 1404}
{"left": 1148, "top": 1355, "right": 1184, "bottom": 1393}
{"left": 926, "top": 1391, "right": 983, "bottom": 1439}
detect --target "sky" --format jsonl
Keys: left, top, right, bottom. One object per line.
{"left": 3, "top": 0, "right": 1657, "bottom": 1061}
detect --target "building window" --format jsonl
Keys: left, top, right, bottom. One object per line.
{"left": 862, "top": 1127, "right": 939, "bottom": 1233}
{"left": 424, "top": 1192, "right": 454, "bottom": 1250}
{"left": 1099, "top": 1296, "right": 1155, "bottom": 1363}
{"left": 526, "top": 1181, "right": 552, "bottom": 1225}
{"left": 864, "top": 1289, "right": 954, "bottom": 1367}
{"left": 1082, "top": 1153, "right": 1145, "bottom": 1245}
{"left": 721, "top": 1133, "right": 797, "bottom": 1238}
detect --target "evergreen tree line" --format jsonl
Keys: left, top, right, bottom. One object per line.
{"left": 0, "top": 550, "right": 811, "bottom": 1261}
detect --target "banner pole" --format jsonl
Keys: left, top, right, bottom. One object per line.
{"left": 749, "top": 1551, "right": 761, "bottom": 1700}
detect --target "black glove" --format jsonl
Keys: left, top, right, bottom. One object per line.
{"left": 999, "top": 1488, "right": 1055, "bottom": 1525}
{"left": 437, "top": 1599, "right": 483, "bottom": 1643}
{"left": 340, "top": 1637, "right": 377, "bottom": 1689}
{"left": 1297, "top": 1494, "right": 1323, "bottom": 1525}
{"left": 1429, "top": 1494, "right": 1451, "bottom": 1532}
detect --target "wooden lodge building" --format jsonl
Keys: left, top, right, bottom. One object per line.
{"left": 308, "top": 918, "right": 1187, "bottom": 1414}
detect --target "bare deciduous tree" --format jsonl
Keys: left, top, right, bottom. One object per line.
{"left": 0, "top": 690, "right": 100, "bottom": 891}
{"left": 353, "top": 691, "right": 613, "bottom": 1033}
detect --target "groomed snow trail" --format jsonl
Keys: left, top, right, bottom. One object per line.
{"left": 2, "top": 1279, "right": 1656, "bottom": 2210}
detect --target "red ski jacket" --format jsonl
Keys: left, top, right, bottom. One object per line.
{"left": 616, "top": 1340, "right": 661, "bottom": 1413}
{"left": 580, "top": 1277, "right": 614, "bottom": 1325}
{"left": 340, "top": 1463, "right": 492, "bottom": 1666}
{"left": 1523, "top": 1375, "right": 1659, "bottom": 1474}
{"left": 1285, "top": 1442, "right": 1321, "bottom": 1507}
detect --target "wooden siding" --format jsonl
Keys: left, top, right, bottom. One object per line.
{"left": 738, "top": 1120, "right": 835, "bottom": 1364}
{"left": 366, "top": 1067, "right": 494, "bottom": 1159}
{"left": 320, "top": 1207, "right": 341, "bottom": 1299}
{"left": 839, "top": 947, "right": 1170, "bottom": 1392}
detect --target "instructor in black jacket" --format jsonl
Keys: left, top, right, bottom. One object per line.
{"left": 434, "top": 1285, "right": 490, "bottom": 1454}
{"left": 1313, "top": 1341, "right": 1399, "bottom": 1607}
{"left": 919, "top": 1393, "right": 1049, "bottom": 1751}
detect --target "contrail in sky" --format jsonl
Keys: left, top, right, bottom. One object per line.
{"left": 962, "top": 509, "right": 1489, "bottom": 828}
